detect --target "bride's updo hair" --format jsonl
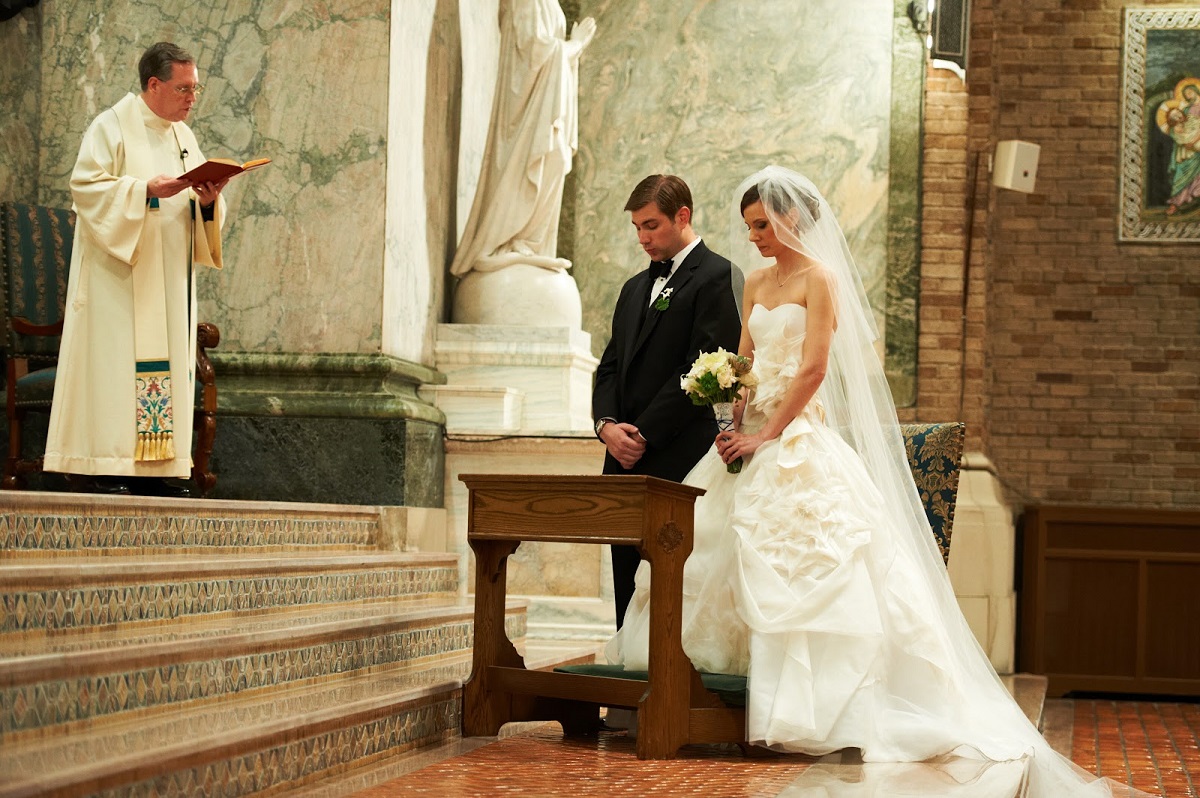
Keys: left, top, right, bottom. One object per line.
{"left": 739, "top": 182, "right": 821, "bottom": 230}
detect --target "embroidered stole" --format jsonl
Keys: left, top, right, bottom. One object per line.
{"left": 112, "top": 93, "right": 177, "bottom": 462}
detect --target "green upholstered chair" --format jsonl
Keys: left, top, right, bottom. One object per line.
{"left": 0, "top": 201, "right": 220, "bottom": 493}
{"left": 1, "top": 202, "right": 71, "bottom": 489}
{"left": 557, "top": 421, "right": 968, "bottom": 707}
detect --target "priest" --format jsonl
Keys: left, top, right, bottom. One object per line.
{"left": 44, "top": 41, "right": 229, "bottom": 496}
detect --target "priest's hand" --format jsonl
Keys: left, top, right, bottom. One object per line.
{"left": 147, "top": 174, "right": 191, "bottom": 199}
{"left": 193, "top": 178, "right": 229, "bottom": 208}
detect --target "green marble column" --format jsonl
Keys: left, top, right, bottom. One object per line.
{"left": 887, "top": 0, "right": 927, "bottom": 406}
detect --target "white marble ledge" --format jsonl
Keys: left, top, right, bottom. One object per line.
{"left": 434, "top": 325, "right": 598, "bottom": 366}
{"left": 421, "top": 385, "right": 524, "bottom": 433}
{"left": 436, "top": 351, "right": 598, "bottom": 368}
{"left": 445, "top": 431, "right": 604, "bottom": 446}
{"left": 436, "top": 323, "right": 592, "bottom": 346}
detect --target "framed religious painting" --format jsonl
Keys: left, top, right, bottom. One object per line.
{"left": 1120, "top": 8, "right": 1200, "bottom": 242}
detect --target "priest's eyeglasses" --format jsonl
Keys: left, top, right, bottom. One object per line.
{"left": 171, "top": 84, "right": 205, "bottom": 97}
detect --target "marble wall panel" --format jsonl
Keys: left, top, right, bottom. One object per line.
{"left": 0, "top": 8, "right": 41, "bottom": 204}
{"left": 573, "top": 0, "right": 893, "bottom": 358}
{"left": 886, "top": 0, "right": 924, "bottom": 406}
{"left": 456, "top": 0, "right": 500, "bottom": 242}
{"left": 29, "top": 0, "right": 390, "bottom": 354}
{"left": 385, "top": 0, "right": 498, "bottom": 367}
{"left": 385, "top": 0, "right": 438, "bottom": 365}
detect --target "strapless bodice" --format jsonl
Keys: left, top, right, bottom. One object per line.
{"left": 747, "top": 303, "right": 810, "bottom": 419}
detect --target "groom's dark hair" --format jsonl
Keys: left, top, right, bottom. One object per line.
{"left": 625, "top": 174, "right": 693, "bottom": 219}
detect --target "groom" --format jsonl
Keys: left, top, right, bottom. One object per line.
{"left": 593, "top": 174, "right": 743, "bottom": 629}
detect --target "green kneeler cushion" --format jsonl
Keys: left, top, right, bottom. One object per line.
{"left": 554, "top": 663, "right": 747, "bottom": 708}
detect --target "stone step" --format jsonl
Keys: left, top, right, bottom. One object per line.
{"left": 292, "top": 644, "right": 601, "bottom": 798}
{"left": 0, "top": 639, "right": 602, "bottom": 798}
{"left": 0, "top": 491, "right": 388, "bottom": 555}
{"left": 1003, "top": 672, "right": 1049, "bottom": 731}
{"left": 0, "top": 599, "right": 526, "bottom": 738}
{"left": 0, "top": 552, "right": 459, "bottom": 635}
{"left": 0, "top": 655, "right": 473, "bottom": 798}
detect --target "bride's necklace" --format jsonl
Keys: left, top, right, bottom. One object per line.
{"left": 774, "top": 264, "right": 802, "bottom": 287}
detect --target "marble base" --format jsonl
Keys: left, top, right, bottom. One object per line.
{"left": 212, "top": 416, "right": 443, "bottom": 507}
{"left": 431, "top": 324, "right": 598, "bottom": 434}
{"left": 444, "top": 434, "right": 612, "bottom": 638}
{"left": 524, "top": 595, "right": 616, "bottom": 642}
{"left": 209, "top": 352, "right": 446, "bottom": 507}
{"left": 452, "top": 264, "right": 582, "bottom": 328}
{"left": 947, "top": 452, "right": 1018, "bottom": 674}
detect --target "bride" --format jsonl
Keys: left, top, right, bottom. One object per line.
{"left": 606, "top": 165, "right": 1145, "bottom": 796}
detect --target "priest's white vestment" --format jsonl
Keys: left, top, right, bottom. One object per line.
{"left": 44, "top": 93, "right": 224, "bottom": 478}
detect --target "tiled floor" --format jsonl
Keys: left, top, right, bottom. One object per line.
{"left": 1069, "top": 700, "right": 1200, "bottom": 798}
{"left": 340, "top": 700, "right": 1199, "bottom": 798}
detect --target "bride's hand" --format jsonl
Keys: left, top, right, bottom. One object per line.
{"left": 715, "top": 429, "right": 765, "bottom": 464}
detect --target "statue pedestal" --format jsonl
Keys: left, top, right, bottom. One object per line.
{"left": 424, "top": 323, "right": 597, "bottom": 434}
{"left": 947, "top": 452, "right": 1018, "bottom": 674}
{"left": 452, "top": 264, "right": 582, "bottom": 328}
{"left": 425, "top": 319, "right": 608, "bottom": 640}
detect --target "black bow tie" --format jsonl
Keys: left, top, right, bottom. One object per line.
{"left": 649, "top": 259, "right": 673, "bottom": 281}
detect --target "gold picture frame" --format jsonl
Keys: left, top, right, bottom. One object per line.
{"left": 1120, "top": 8, "right": 1200, "bottom": 241}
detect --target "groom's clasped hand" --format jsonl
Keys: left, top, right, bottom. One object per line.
{"left": 602, "top": 422, "right": 645, "bottom": 469}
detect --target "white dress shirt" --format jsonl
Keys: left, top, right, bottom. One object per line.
{"left": 649, "top": 237, "right": 703, "bottom": 306}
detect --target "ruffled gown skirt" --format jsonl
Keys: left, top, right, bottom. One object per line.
{"left": 609, "top": 302, "right": 1040, "bottom": 763}
{"left": 609, "top": 407, "right": 1004, "bottom": 760}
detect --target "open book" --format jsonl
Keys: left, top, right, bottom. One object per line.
{"left": 180, "top": 157, "right": 271, "bottom": 185}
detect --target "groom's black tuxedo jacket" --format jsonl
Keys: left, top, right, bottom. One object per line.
{"left": 593, "top": 240, "right": 743, "bottom": 481}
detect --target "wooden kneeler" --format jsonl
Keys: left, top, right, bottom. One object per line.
{"left": 461, "top": 474, "right": 748, "bottom": 759}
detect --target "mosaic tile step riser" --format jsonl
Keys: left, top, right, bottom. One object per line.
{"left": 0, "top": 512, "right": 383, "bottom": 553}
{"left": 2, "top": 659, "right": 473, "bottom": 771}
{"left": 31, "top": 693, "right": 465, "bottom": 798}
{"left": 2, "top": 613, "right": 526, "bottom": 736}
{"left": 103, "top": 699, "right": 462, "bottom": 798}
{"left": 0, "top": 567, "right": 461, "bottom": 634}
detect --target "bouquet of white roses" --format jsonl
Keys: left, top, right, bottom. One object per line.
{"left": 680, "top": 348, "right": 757, "bottom": 472}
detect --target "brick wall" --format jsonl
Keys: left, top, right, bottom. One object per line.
{"left": 918, "top": 0, "right": 1200, "bottom": 509}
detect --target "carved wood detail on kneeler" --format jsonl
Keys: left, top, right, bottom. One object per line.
{"left": 461, "top": 474, "right": 747, "bottom": 759}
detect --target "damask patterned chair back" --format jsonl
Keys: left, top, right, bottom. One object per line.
{"left": 900, "top": 422, "right": 967, "bottom": 564}
{"left": 1, "top": 202, "right": 72, "bottom": 364}
{"left": 2, "top": 202, "right": 74, "bottom": 489}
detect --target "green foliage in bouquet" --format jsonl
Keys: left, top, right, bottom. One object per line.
{"left": 680, "top": 348, "right": 758, "bottom": 406}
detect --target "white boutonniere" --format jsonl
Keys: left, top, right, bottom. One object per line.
{"left": 654, "top": 288, "right": 674, "bottom": 311}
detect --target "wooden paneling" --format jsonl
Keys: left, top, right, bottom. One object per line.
{"left": 1145, "top": 563, "right": 1200, "bottom": 680}
{"left": 1020, "top": 506, "right": 1200, "bottom": 697}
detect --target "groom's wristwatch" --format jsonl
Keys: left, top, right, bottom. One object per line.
{"left": 594, "top": 417, "right": 615, "bottom": 438}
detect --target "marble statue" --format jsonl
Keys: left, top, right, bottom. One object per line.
{"left": 450, "top": 0, "right": 595, "bottom": 326}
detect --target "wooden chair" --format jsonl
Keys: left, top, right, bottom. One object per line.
{"left": 0, "top": 201, "right": 220, "bottom": 493}
{"left": 460, "top": 422, "right": 967, "bottom": 759}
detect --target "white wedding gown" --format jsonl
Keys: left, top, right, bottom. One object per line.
{"left": 607, "top": 303, "right": 1141, "bottom": 795}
